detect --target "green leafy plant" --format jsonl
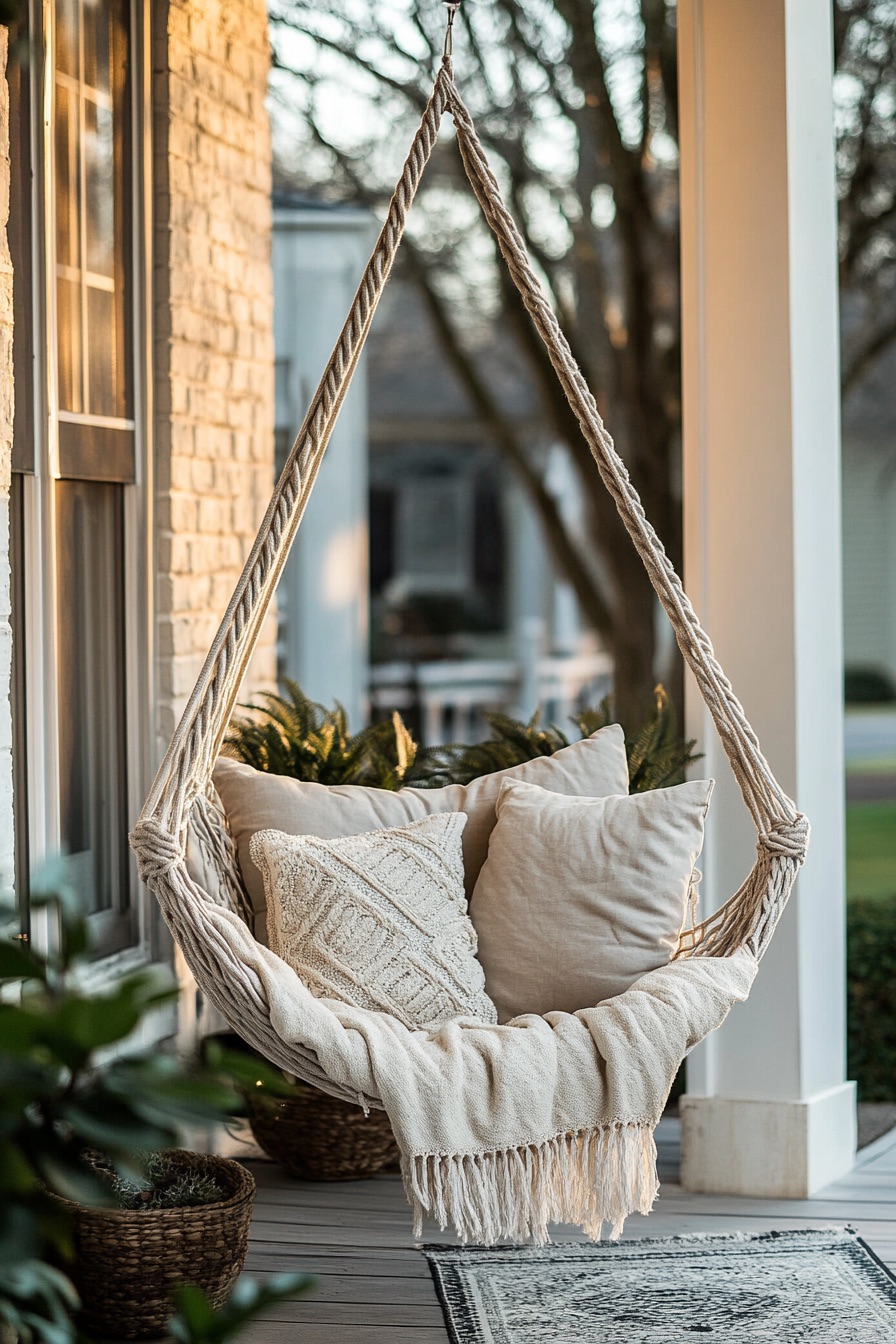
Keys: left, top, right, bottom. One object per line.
{"left": 411, "top": 684, "right": 700, "bottom": 793}
{"left": 0, "top": 865, "right": 303, "bottom": 1344}
{"left": 845, "top": 664, "right": 896, "bottom": 705}
{"left": 101, "top": 1151, "right": 228, "bottom": 1212}
{"left": 848, "top": 897, "right": 896, "bottom": 1102}
{"left": 229, "top": 680, "right": 699, "bottom": 795}
{"left": 410, "top": 713, "right": 569, "bottom": 788}
{"left": 226, "top": 678, "right": 417, "bottom": 788}
{"left": 577, "top": 685, "right": 701, "bottom": 793}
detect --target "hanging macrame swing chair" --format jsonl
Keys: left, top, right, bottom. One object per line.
{"left": 130, "top": 15, "right": 809, "bottom": 1245}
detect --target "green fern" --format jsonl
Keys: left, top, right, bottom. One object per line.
{"left": 630, "top": 684, "right": 701, "bottom": 792}
{"left": 410, "top": 712, "right": 571, "bottom": 788}
{"left": 226, "top": 679, "right": 418, "bottom": 789}
{"left": 226, "top": 680, "right": 700, "bottom": 795}
{"left": 574, "top": 684, "right": 700, "bottom": 792}
{"left": 412, "top": 684, "right": 700, "bottom": 792}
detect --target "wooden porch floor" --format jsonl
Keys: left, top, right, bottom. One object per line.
{"left": 240, "top": 1120, "right": 896, "bottom": 1342}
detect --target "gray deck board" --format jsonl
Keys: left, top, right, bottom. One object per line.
{"left": 239, "top": 1122, "right": 896, "bottom": 1343}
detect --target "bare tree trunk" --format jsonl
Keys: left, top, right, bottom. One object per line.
{"left": 605, "top": 533, "right": 659, "bottom": 733}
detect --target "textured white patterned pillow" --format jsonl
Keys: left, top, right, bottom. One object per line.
{"left": 249, "top": 813, "right": 498, "bottom": 1031}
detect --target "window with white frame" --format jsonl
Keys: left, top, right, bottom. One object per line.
{"left": 10, "top": 0, "right": 150, "bottom": 959}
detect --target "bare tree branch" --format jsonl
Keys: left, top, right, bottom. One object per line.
{"left": 299, "top": 98, "right": 615, "bottom": 641}
{"left": 404, "top": 245, "right": 615, "bottom": 641}
{"left": 270, "top": 26, "right": 429, "bottom": 113}
{"left": 268, "top": 0, "right": 896, "bottom": 727}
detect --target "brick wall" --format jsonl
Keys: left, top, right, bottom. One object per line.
{"left": 152, "top": 0, "right": 277, "bottom": 750}
{"left": 0, "top": 28, "right": 13, "bottom": 895}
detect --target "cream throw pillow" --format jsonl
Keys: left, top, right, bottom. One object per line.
{"left": 249, "top": 812, "right": 498, "bottom": 1030}
{"left": 214, "top": 724, "right": 629, "bottom": 943}
{"left": 471, "top": 776, "right": 714, "bottom": 1021}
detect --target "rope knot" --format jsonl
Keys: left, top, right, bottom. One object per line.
{"left": 129, "top": 817, "right": 186, "bottom": 886}
{"left": 758, "top": 814, "right": 810, "bottom": 863}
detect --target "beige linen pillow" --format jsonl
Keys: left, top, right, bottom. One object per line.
{"left": 470, "top": 776, "right": 714, "bottom": 1021}
{"left": 249, "top": 812, "right": 497, "bottom": 1030}
{"left": 214, "top": 723, "right": 629, "bottom": 943}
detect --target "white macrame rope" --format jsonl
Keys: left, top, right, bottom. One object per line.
{"left": 130, "top": 59, "right": 808, "bottom": 1103}
{"left": 142, "top": 66, "right": 453, "bottom": 844}
{"left": 446, "top": 85, "right": 793, "bottom": 838}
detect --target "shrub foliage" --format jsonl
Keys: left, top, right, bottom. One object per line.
{"left": 848, "top": 898, "right": 896, "bottom": 1102}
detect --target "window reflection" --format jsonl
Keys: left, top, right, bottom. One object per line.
{"left": 85, "top": 100, "right": 114, "bottom": 275}
{"left": 55, "top": 479, "right": 129, "bottom": 921}
{"left": 54, "top": 0, "right": 130, "bottom": 421}
{"left": 55, "top": 0, "right": 79, "bottom": 77}
{"left": 83, "top": 0, "right": 112, "bottom": 95}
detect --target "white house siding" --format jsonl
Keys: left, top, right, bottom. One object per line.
{"left": 152, "top": 0, "right": 277, "bottom": 752}
{"left": 842, "top": 433, "right": 896, "bottom": 684}
{"left": 0, "top": 28, "right": 13, "bottom": 897}
{"left": 272, "top": 206, "right": 374, "bottom": 727}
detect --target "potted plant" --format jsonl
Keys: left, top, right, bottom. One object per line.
{"left": 244, "top": 1076, "right": 399, "bottom": 1182}
{"left": 0, "top": 869, "right": 304, "bottom": 1344}
{"left": 205, "top": 1031, "right": 400, "bottom": 1182}
{"left": 53, "top": 1150, "right": 256, "bottom": 1339}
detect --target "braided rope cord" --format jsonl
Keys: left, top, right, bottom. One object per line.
{"left": 140, "top": 66, "right": 453, "bottom": 844}
{"left": 130, "top": 58, "right": 808, "bottom": 1103}
{"left": 441, "top": 79, "right": 809, "bottom": 959}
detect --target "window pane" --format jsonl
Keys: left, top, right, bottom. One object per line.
{"left": 10, "top": 474, "right": 30, "bottom": 932}
{"left": 397, "top": 475, "right": 474, "bottom": 593}
{"left": 85, "top": 285, "right": 122, "bottom": 417}
{"left": 56, "top": 275, "right": 81, "bottom": 413}
{"left": 84, "top": 98, "right": 114, "bottom": 276}
{"left": 56, "top": 0, "right": 79, "bottom": 77}
{"left": 54, "top": 80, "right": 78, "bottom": 269}
{"left": 83, "top": 0, "right": 112, "bottom": 96}
{"left": 11, "top": 15, "right": 36, "bottom": 473}
{"left": 55, "top": 480, "right": 130, "bottom": 924}
{"left": 54, "top": 0, "right": 132, "bottom": 425}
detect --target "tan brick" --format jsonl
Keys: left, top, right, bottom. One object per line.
{"left": 153, "top": 1, "right": 275, "bottom": 746}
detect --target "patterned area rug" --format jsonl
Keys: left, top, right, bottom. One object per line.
{"left": 423, "top": 1229, "right": 896, "bottom": 1343}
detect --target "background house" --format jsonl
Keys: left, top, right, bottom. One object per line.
{"left": 842, "top": 343, "right": 896, "bottom": 691}
{"left": 272, "top": 204, "right": 612, "bottom": 743}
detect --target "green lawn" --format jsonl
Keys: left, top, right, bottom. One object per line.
{"left": 847, "top": 800, "right": 896, "bottom": 902}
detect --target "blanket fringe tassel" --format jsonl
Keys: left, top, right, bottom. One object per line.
{"left": 402, "top": 1121, "right": 659, "bottom": 1246}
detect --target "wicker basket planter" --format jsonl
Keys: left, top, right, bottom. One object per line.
{"left": 57, "top": 1150, "right": 255, "bottom": 1339}
{"left": 246, "top": 1082, "right": 400, "bottom": 1181}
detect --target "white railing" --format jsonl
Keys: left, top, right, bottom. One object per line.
{"left": 369, "top": 653, "right": 613, "bottom": 747}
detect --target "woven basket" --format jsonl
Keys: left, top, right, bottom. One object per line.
{"left": 246, "top": 1082, "right": 400, "bottom": 1180}
{"left": 59, "top": 1150, "right": 255, "bottom": 1339}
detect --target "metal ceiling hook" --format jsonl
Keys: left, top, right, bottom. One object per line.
{"left": 443, "top": 1, "right": 460, "bottom": 60}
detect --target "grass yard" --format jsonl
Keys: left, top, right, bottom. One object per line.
{"left": 847, "top": 800, "right": 896, "bottom": 902}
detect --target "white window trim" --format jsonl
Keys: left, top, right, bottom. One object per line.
{"left": 17, "top": 0, "right": 157, "bottom": 977}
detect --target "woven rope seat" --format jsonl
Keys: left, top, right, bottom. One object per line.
{"left": 130, "top": 57, "right": 809, "bottom": 1114}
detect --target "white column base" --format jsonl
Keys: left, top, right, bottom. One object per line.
{"left": 680, "top": 1083, "right": 857, "bottom": 1197}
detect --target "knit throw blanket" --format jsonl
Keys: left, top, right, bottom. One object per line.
{"left": 206, "top": 906, "right": 757, "bottom": 1243}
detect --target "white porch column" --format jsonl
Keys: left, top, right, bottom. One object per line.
{"left": 272, "top": 208, "right": 374, "bottom": 726}
{"left": 678, "top": 0, "right": 856, "bottom": 1196}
